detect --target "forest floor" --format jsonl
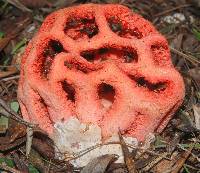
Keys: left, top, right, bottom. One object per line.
{"left": 0, "top": 0, "right": 200, "bottom": 172}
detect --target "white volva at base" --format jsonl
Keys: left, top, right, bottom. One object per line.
{"left": 52, "top": 117, "right": 154, "bottom": 167}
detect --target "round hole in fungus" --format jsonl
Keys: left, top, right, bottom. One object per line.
{"left": 123, "top": 50, "right": 138, "bottom": 63}
{"left": 79, "top": 18, "right": 99, "bottom": 38}
{"left": 98, "top": 48, "right": 109, "bottom": 54}
{"left": 64, "top": 17, "right": 99, "bottom": 40}
{"left": 108, "top": 17, "right": 123, "bottom": 33}
{"left": 98, "top": 83, "right": 115, "bottom": 110}
{"left": 41, "top": 40, "right": 64, "bottom": 78}
{"left": 107, "top": 16, "right": 142, "bottom": 39}
{"left": 129, "top": 75, "right": 167, "bottom": 92}
{"left": 41, "top": 58, "right": 53, "bottom": 78}
{"left": 43, "top": 40, "right": 64, "bottom": 58}
{"left": 80, "top": 50, "right": 95, "bottom": 62}
{"left": 81, "top": 47, "right": 138, "bottom": 63}
{"left": 61, "top": 81, "right": 76, "bottom": 102}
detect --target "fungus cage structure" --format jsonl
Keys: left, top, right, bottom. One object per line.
{"left": 18, "top": 4, "right": 185, "bottom": 144}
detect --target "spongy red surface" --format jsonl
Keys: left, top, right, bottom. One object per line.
{"left": 18, "top": 4, "right": 185, "bottom": 141}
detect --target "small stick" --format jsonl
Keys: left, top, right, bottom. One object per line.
{"left": 142, "top": 152, "right": 168, "bottom": 172}
{"left": 170, "top": 47, "right": 200, "bottom": 65}
{"left": 62, "top": 140, "right": 171, "bottom": 162}
{"left": 0, "top": 163, "right": 22, "bottom": 173}
{"left": 0, "top": 69, "right": 18, "bottom": 78}
{"left": 26, "top": 127, "right": 33, "bottom": 157}
{"left": 0, "top": 75, "right": 20, "bottom": 81}
{"left": 0, "top": 98, "right": 35, "bottom": 128}
{"left": 118, "top": 130, "right": 138, "bottom": 173}
{"left": 154, "top": 4, "right": 192, "bottom": 17}
{"left": 7, "top": 0, "right": 32, "bottom": 12}
{"left": 170, "top": 145, "right": 194, "bottom": 173}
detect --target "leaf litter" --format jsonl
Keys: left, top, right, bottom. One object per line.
{"left": 0, "top": 0, "right": 200, "bottom": 172}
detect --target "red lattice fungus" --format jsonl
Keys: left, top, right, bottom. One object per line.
{"left": 18, "top": 4, "right": 185, "bottom": 141}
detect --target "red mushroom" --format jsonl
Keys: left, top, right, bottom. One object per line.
{"left": 18, "top": 4, "right": 185, "bottom": 144}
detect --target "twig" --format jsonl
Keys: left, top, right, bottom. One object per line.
{"left": 0, "top": 75, "right": 20, "bottom": 81}
{"left": 142, "top": 152, "right": 168, "bottom": 172}
{"left": 26, "top": 127, "right": 33, "bottom": 157}
{"left": 118, "top": 130, "right": 138, "bottom": 173}
{"left": 0, "top": 17, "right": 31, "bottom": 51}
{"left": 170, "top": 145, "right": 194, "bottom": 173}
{"left": 19, "top": 149, "right": 59, "bottom": 169}
{"left": 0, "top": 98, "right": 36, "bottom": 156}
{"left": 0, "top": 137, "right": 26, "bottom": 151}
{"left": 177, "top": 143, "right": 200, "bottom": 162}
{"left": 154, "top": 4, "right": 192, "bottom": 17}
{"left": 170, "top": 47, "right": 200, "bottom": 65}
{"left": 47, "top": 159, "right": 52, "bottom": 173}
{"left": 61, "top": 140, "right": 171, "bottom": 162}
{"left": 0, "top": 106, "right": 27, "bottom": 126}
{"left": 0, "top": 65, "right": 16, "bottom": 67}
{"left": 0, "top": 68, "right": 19, "bottom": 78}
{"left": 127, "top": 144, "right": 171, "bottom": 160}
{"left": 184, "top": 164, "right": 200, "bottom": 171}
{"left": 0, "top": 98, "right": 35, "bottom": 128}
{"left": 0, "top": 162, "right": 22, "bottom": 173}
{"left": 7, "top": 0, "right": 32, "bottom": 12}
{"left": 64, "top": 143, "right": 104, "bottom": 161}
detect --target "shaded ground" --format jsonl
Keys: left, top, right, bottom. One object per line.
{"left": 0, "top": 0, "right": 200, "bottom": 172}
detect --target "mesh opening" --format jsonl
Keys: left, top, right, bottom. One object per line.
{"left": 38, "top": 96, "right": 53, "bottom": 124}
{"left": 129, "top": 75, "right": 167, "bottom": 92}
{"left": 43, "top": 40, "right": 64, "bottom": 58}
{"left": 98, "top": 83, "right": 115, "bottom": 110}
{"left": 81, "top": 47, "right": 138, "bottom": 63}
{"left": 41, "top": 40, "right": 64, "bottom": 78}
{"left": 64, "top": 17, "right": 99, "bottom": 40}
{"left": 107, "top": 16, "right": 143, "bottom": 39}
{"left": 61, "top": 81, "right": 75, "bottom": 102}
{"left": 39, "top": 97, "right": 49, "bottom": 111}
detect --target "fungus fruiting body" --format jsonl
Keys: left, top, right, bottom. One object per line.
{"left": 18, "top": 4, "right": 185, "bottom": 165}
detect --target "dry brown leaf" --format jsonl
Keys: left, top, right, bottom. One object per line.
{"left": 0, "top": 120, "right": 26, "bottom": 145}
{"left": 170, "top": 146, "right": 194, "bottom": 173}
{"left": 53, "top": 0, "right": 79, "bottom": 8}
{"left": 81, "top": 154, "right": 118, "bottom": 173}
{"left": 102, "top": 0, "right": 121, "bottom": 3}
{"left": 9, "top": 123, "right": 27, "bottom": 143}
{"left": 0, "top": 36, "right": 14, "bottom": 52}
{"left": 193, "top": 104, "right": 200, "bottom": 130}
{"left": 182, "top": 34, "right": 200, "bottom": 52}
{"left": 0, "top": 53, "right": 20, "bottom": 78}
{"left": 7, "top": 0, "right": 32, "bottom": 12}
{"left": 0, "top": 162, "right": 22, "bottom": 173}
{"left": 153, "top": 0, "right": 165, "bottom": 3}
{"left": 189, "top": 67, "right": 200, "bottom": 83}
{"left": 151, "top": 152, "right": 179, "bottom": 173}
{"left": 32, "top": 137, "right": 55, "bottom": 159}
{"left": 12, "top": 153, "right": 29, "bottom": 172}
{"left": 0, "top": 69, "right": 18, "bottom": 78}
{"left": 0, "top": 16, "right": 31, "bottom": 51}
{"left": 142, "top": 152, "right": 169, "bottom": 172}
{"left": 118, "top": 131, "right": 138, "bottom": 173}
{"left": 20, "top": 0, "right": 52, "bottom": 8}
